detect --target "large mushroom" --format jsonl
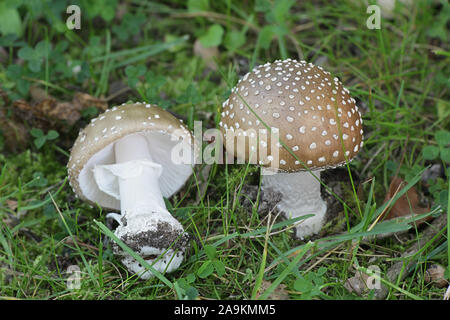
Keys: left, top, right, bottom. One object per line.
{"left": 219, "top": 59, "right": 363, "bottom": 239}
{"left": 67, "top": 102, "right": 197, "bottom": 278}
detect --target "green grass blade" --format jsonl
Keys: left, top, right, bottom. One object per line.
{"left": 259, "top": 241, "right": 314, "bottom": 300}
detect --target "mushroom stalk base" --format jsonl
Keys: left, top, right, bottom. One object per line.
{"left": 261, "top": 169, "right": 327, "bottom": 239}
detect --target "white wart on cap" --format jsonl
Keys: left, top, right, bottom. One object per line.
{"left": 219, "top": 58, "right": 363, "bottom": 171}
{"left": 219, "top": 59, "right": 364, "bottom": 239}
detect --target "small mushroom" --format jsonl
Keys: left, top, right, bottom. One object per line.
{"left": 219, "top": 59, "right": 363, "bottom": 239}
{"left": 68, "top": 102, "right": 197, "bottom": 278}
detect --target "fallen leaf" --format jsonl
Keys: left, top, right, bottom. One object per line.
{"left": 259, "top": 280, "right": 290, "bottom": 300}
{"left": 193, "top": 39, "right": 219, "bottom": 70}
{"left": 1, "top": 87, "right": 109, "bottom": 151}
{"left": 5, "top": 199, "right": 18, "bottom": 211}
{"left": 13, "top": 91, "right": 107, "bottom": 129}
{"left": 424, "top": 264, "right": 449, "bottom": 288}
{"left": 38, "top": 99, "right": 81, "bottom": 125}
{"left": 344, "top": 271, "right": 370, "bottom": 296}
{"left": 29, "top": 85, "right": 53, "bottom": 103}
{"left": 72, "top": 92, "right": 108, "bottom": 112}
{"left": 13, "top": 98, "right": 80, "bottom": 127}
{"left": 381, "top": 176, "right": 431, "bottom": 226}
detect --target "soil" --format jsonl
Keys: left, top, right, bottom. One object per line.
{"left": 115, "top": 221, "right": 190, "bottom": 254}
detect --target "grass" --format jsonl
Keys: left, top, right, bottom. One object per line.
{"left": 0, "top": 0, "right": 449, "bottom": 300}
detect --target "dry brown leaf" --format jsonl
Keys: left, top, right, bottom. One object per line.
{"left": 29, "top": 86, "right": 54, "bottom": 103}
{"left": 37, "top": 99, "right": 81, "bottom": 125}
{"left": 5, "top": 200, "right": 18, "bottom": 211}
{"left": 424, "top": 264, "right": 449, "bottom": 288}
{"left": 344, "top": 271, "right": 370, "bottom": 296}
{"left": 259, "top": 280, "right": 290, "bottom": 300}
{"left": 12, "top": 91, "right": 107, "bottom": 129}
{"left": 381, "top": 176, "right": 431, "bottom": 226}
{"left": 72, "top": 92, "right": 108, "bottom": 111}
{"left": 193, "top": 39, "right": 219, "bottom": 70}
{"left": 13, "top": 98, "right": 79, "bottom": 127}
{"left": 1, "top": 88, "right": 109, "bottom": 151}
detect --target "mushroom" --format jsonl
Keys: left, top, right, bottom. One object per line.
{"left": 219, "top": 59, "right": 363, "bottom": 239}
{"left": 67, "top": 102, "right": 197, "bottom": 278}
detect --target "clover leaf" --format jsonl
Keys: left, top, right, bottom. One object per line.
{"left": 30, "top": 128, "right": 59, "bottom": 149}
{"left": 18, "top": 41, "right": 50, "bottom": 73}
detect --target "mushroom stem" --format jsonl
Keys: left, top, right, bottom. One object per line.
{"left": 114, "top": 133, "right": 167, "bottom": 214}
{"left": 262, "top": 169, "right": 327, "bottom": 239}
{"left": 93, "top": 133, "right": 188, "bottom": 278}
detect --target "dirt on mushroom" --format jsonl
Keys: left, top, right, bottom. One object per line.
{"left": 117, "top": 221, "right": 190, "bottom": 253}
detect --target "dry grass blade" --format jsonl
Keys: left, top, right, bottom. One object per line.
{"left": 367, "top": 179, "right": 404, "bottom": 231}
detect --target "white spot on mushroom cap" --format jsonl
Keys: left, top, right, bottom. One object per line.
{"left": 219, "top": 58, "right": 364, "bottom": 169}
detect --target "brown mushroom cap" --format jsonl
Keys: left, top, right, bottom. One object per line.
{"left": 67, "top": 102, "right": 196, "bottom": 210}
{"left": 219, "top": 59, "right": 363, "bottom": 172}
